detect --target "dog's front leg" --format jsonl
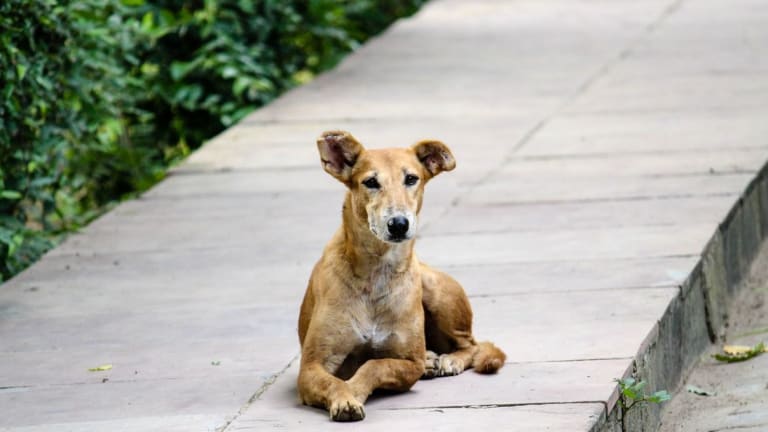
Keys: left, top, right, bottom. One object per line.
{"left": 298, "top": 360, "right": 365, "bottom": 421}
{"left": 347, "top": 358, "right": 425, "bottom": 403}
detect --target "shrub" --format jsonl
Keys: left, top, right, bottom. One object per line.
{"left": 1, "top": 0, "right": 142, "bottom": 278}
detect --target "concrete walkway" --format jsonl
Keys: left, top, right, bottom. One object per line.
{"left": 2, "top": 0, "right": 768, "bottom": 430}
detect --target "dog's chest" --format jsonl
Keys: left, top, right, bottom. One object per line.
{"left": 349, "top": 266, "right": 413, "bottom": 349}
{"left": 350, "top": 315, "right": 394, "bottom": 349}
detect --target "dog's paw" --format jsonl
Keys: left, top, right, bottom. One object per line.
{"left": 424, "top": 351, "right": 465, "bottom": 378}
{"left": 423, "top": 350, "right": 440, "bottom": 378}
{"left": 329, "top": 397, "right": 365, "bottom": 422}
{"left": 436, "top": 354, "right": 465, "bottom": 376}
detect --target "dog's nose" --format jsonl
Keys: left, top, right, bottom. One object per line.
{"left": 387, "top": 216, "right": 409, "bottom": 238}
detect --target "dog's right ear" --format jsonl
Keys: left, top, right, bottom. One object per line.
{"left": 317, "top": 130, "right": 364, "bottom": 184}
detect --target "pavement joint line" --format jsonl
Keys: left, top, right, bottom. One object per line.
{"left": 640, "top": 170, "right": 758, "bottom": 179}
{"left": 239, "top": 114, "right": 541, "bottom": 126}
{"left": 169, "top": 164, "right": 318, "bottom": 176}
{"left": 169, "top": 164, "right": 757, "bottom": 178}
{"left": 1, "top": 374, "right": 280, "bottom": 390}
{"left": 463, "top": 192, "right": 738, "bottom": 207}
{"left": 379, "top": 400, "right": 606, "bottom": 411}
{"left": 49, "top": 242, "right": 320, "bottom": 258}
{"left": 138, "top": 190, "right": 326, "bottom": 200}
{"left": 136, "top": 190, "right": 338, "bottom": 202}
{"left": 218, "top": 354, "right": 299, "bottom": 432}
{"left": 564, "top": 103, "right": 768, "bottom": 117}
{"left": 512, "top": 147, "right": 768, "bottom": 161}
{"left": 48, "top": 248, "right": 700, "bottom": 264}
{"left": 466, "top": 285, "right": 680, "bottom": 299}
{"left": 440, "top": 253, "right": 700, "bottom": 269}
{"left": 136, "top": 189, "right": 740, "bottom": 204}
{"left": 503, "top": 357, "right": 634, "bottom": 366}
{"left": 425, "top": 222, "right": 704, "bottom": 237}
{"left": 0, "top": 386, "right": 30, "bottom": 393}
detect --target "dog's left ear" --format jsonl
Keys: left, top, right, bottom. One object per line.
{"left": 413, "top": 140, "right": 456, "bottom": 179}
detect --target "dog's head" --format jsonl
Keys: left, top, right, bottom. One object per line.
{"left": 317, "top": 130, "right": 455, "bottom": 244}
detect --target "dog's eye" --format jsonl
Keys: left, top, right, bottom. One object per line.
{"left": 404, "top": 174, "right": 419, "bottom": 186}
{"left": 362, "top": 177, "right": 380, "bottom": 189}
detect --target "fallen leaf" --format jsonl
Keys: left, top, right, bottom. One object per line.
{"left": 724, "top": 344, "right": 768, "bottom": 355}
{"left": 211, "top": 360, "right": 221, "bottom": 366}
{"left": 713, "top": 342, "right": 765, "bottom": 363}
{"left": 88, "top": 364, "right": 113, "bottom": 372}
{"left": 687, "top": 385, "right": 716, "bottom": 396}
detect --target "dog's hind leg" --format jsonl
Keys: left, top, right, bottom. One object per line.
{"left": 421, "top": 264, "right": 506, "bottom": 377}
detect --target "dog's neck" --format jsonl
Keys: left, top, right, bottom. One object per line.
{"left": 341, "top": 194, "right": 415, "bottom": 278}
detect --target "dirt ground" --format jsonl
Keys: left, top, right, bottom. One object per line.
{"left": 659, "top": 240, "right": 768, "bottom": 432}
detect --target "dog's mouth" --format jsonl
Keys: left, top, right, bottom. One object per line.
{"left": 369, "top": 224, "right": 414, "bottom": 243}
{"left": 386, "top": 234, "right": 408, "bottom": 243}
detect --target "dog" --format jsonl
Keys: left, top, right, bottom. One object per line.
{"left": 297, "top": 131, "right": 506, "bottom": 421}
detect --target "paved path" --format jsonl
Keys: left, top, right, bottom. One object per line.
{"left": 2, "top": 0, "right": 768, "bottom": 430}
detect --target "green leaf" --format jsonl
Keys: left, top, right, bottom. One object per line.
{"left": 140, "top": 62, "right": 159, "bottom": 77}
{"left": 0, "top": 190, "right": 22, "bottom": 200}
{"left": 220, "top": 66, "right": 239, "bottom": 79}
{"left": 616, "top": 377, "right": 669, "bottom": 407}
{"left": 170, "top": 61, "right": 193, "bottom": 81}
{"left": 620, "top": 377, "right": 635, "bottom": 387}
{"left": 7, "top": 233, "right": 23, "bottom": 257}
{"left": 141, "top": 11, "right": 153, "bottom": 31}
{"left": 16, "top": 64, "right": 27, "bottom": 80}
{"left": 232, "top": 76, "right": 251, "bottom": 96}
{"left": 88, "top": 364, "right": 113, "bottom": 372}
{"left": 292, "top": 69, "right": 314, "bottom": 85}
{"left": 648, "top": 390, "right": 671, "bottom": 403}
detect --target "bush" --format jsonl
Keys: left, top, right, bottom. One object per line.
{"left": 1, "top": 0, "right": 142, "bottom": 278}
{"left": 0, "top": 0, "right": 426, "bottom": 281}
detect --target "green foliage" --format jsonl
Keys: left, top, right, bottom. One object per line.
{"left": 0, "top": 0, "right": 425, "bottom": 281}
{"left": 616, "top": 377, "right": 671, "bottom": 412}
{"left": 1, "top": 0, "right": 140, "bottom": 278}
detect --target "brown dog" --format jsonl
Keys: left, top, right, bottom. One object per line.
{"left": 297, "top": 131, "right": 506, "bottom": 421}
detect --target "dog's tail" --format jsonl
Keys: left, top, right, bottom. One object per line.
{"left": 472, "top": 341, "right": 506, "bottom": 374}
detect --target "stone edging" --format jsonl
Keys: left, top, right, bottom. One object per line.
{"left": 595, "top": 160, "right": 768, "bottom": 432}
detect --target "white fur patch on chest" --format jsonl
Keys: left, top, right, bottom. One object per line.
{"left": 348, "top": 248, "right": 413, "bottom": 349}
{"left": 350, "top": 317, "right": 394, "bottom": 348}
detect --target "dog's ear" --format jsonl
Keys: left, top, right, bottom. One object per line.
{"left": 412, "top": 140, "right": 455, "bottom": 179}
{"left": 317, "top": 130, "right": 365, "bottom": 184}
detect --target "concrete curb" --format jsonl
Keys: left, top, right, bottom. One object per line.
{"left": 596, "top": 161, "right": 768, "bottom": 432}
